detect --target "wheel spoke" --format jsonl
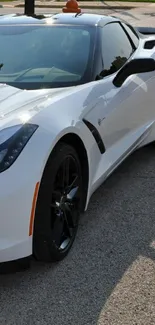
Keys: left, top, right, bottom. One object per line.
{"left": 62, "top": 156, "right": 70, "bottom": 188}
{"left": 64, "top": 202, "right": 78, "bottom": 228}
{"left": 50, "top": 152, "right": 81, "bottom": 251}
{"left": 66, "top": 174, "right": 78, "bottom": 194}
{"left": 51, "top": 190, "right": 62, "bottom": 208}
{"left": 67, "top": 186, "right": 79, "bottom": 201}
{"left": 51, "top": 213, "right": 65, "bottom": 248}
{"left": 50, "top": 202, "right": 60, "bottom": 208}
{"left": 52, "top": 190, "right": 62, "bottom": 202}
{"left": 63, "top": 210, "right": 73, "bottom": 237}
{"left": 64, "top": 202, "right": 73, "bottom": 213}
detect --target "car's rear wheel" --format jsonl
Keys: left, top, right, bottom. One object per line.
{"left": 33, "top": 142, "right": 83, "bottom": 262}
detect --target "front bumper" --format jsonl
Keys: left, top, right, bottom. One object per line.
{"left": 0, "top": 125, "right": 47, "bottom": 263}
{"left": 0, "top": 163, "right": 40, "bottom": 262}
{"left": 0, "top": 237, "right": 32, "bottom": 263}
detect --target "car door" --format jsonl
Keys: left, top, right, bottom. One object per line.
{"left": 85, "top": 21, "right": 154, "bottom": 164}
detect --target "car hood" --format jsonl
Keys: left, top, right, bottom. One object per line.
{"left": 0, "top": 83, "right": 73, "bottom": 128}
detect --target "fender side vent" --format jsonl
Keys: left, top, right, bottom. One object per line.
{"left": 83, "top": 119, "right": 105, "bottom": 154}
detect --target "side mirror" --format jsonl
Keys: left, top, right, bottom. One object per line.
{"left": 113, "top": 58, "right": 155, "bottom": 87}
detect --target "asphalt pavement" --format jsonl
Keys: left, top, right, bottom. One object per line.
{"left": 1, "top": 4, "right": 155, "bottom": 325}
{"left": 1, "top": 144, "right": 155, "bottom": 325}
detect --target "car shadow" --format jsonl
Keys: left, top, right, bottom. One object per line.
{"left": 0, "top": 144, "right": 155, "bottom": 325}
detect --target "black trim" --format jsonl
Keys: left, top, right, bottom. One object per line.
{"left": 83, "top": 119, "right": 105, "bottom": 154}
{"left": 144, "top": 40, "right": 155, "bottom": 49}
{"left": 120, "top": 22, "right": 137, "bottom": 51}
{"left": 113, "top": 58, "right": 155, "bottom": 87}
{"left": 136, "top": 26, "right": 155, "bottom": 35}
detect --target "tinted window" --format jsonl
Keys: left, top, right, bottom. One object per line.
{"left": 121, "top": 22, "right": 139, "bottom": 48}
{"left": 101, "top": 22, "right": 133, "bottom": 77}
{"left": 0, "top": 25, "right": 94, "bottom": 90}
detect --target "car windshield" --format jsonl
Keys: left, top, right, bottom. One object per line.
{"left": 0, "top": 24, "right": 95, "bottom": 90}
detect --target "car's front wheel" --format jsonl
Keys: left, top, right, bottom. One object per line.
{"left": 33, "top": 142, "right": 83, "bottom": 262}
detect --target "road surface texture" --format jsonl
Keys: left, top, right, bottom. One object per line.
{"left": 1, "top": 4, "right": 155, "bottom": 27}
{"left": 1, "top": 144, "right": 155, "bottom": 325}
{"left": 1, "top": 5, "right": 155, "bottom": 325}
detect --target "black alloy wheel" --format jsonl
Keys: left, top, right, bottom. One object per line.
{"left": 33, "top": 142, "right": 83, "bottom": 262}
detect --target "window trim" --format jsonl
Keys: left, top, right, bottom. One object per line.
{"left": 120, "top": 22, "right": 139, "bottom": 50}
{"left": 99, "top": 21, "right": 137, "bottom": 80}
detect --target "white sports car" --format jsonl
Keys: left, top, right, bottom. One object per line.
{"left": 0, "top": 10, "right": 155, "bottom": 264}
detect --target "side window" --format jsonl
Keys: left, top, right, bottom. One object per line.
{"left": 101, "top": 22, "right": 133, "bottom": 78}
{"left": 121, "top": 22, "right": 139, "bottom": 48}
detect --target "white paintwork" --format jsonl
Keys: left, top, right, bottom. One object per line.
{"left": 1, "top": 32, "right": 155, "bottom": 262}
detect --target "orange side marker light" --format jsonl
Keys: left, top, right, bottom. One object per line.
{"left": 62, "top": 0, "right": 81, "bottom": 13}
{"left": 29, "top": 182, "right": 40, "bottom": 236}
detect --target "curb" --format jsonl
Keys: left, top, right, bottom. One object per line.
{"left": 15, "top": 4, "right": 134, "bottom": 9}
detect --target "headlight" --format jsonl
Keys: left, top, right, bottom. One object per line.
{"left": 0, "top": 123, "right": 38, "bottom": 173}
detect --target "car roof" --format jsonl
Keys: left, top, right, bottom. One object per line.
{"left": 0, "top": 13, "right": 119, "bottom": 27}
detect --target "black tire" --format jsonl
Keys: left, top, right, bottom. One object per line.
{"left": 33, "top": 142, "right": 83, "bottom": 262}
